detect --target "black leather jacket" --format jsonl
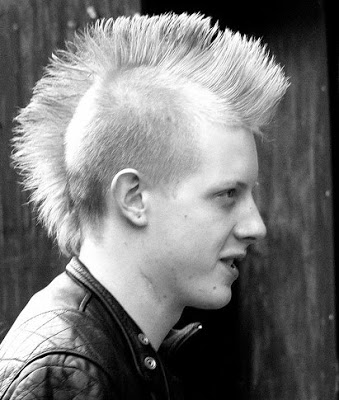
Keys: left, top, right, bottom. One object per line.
{"left": 0, "top": 258, "right": 202, "bottom": 399}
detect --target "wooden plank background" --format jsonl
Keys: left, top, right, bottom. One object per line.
{"left": 0, "top": 0, "right": 140, "bottom": 339}
{"left": 237, "top": 4, "right": 337, "bottom": 399}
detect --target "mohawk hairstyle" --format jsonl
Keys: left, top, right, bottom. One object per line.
{"left": 12, "top": 13, "right": 289, "bottom": 256}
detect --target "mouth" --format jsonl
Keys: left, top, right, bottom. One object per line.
{"left": 220, "top": 258, "right": 240, "bottom": 280}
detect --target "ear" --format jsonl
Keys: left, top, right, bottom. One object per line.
{"left": 110, "top": 168, "right": 148, "bottom": 227}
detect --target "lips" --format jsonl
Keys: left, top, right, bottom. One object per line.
{"left": 220, "top": 258, "right": 239, "bottom": 280}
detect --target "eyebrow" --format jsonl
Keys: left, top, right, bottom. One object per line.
{"left": 208, "top": 179, "right": 259, "bottom": 196}
{"left": 215, "top": 180, "right": 248, "bottom": 190}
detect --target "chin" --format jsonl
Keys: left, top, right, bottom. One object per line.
{"left": 195, "top": 288, "right": 233, "bottom": 310}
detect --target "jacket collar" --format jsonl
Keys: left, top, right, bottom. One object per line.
{"left": 66, "top": 257, "right": 202, "bottom": 396}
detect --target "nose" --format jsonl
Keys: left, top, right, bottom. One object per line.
{"left": 234, "top": 198, "right": 267, "bottom": 244}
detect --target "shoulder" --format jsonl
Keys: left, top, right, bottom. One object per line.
{"left": 1, "top": 352, "right": 117, "bottom": 399}
{"left": 0, "top": 307, "right": 120, "bottom": 397}
{"left": 0, "top": 309, "right": 117, "bottom": 393}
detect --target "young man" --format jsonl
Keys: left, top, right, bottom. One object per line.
{"left": 0, "top": 13, "right": 289, "bottom": 399}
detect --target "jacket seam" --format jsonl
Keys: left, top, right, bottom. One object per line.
{"left": 2, "top": 349, "right": 113, "bottom": 398}
{"left": 12, "top": 359, "right": 111, "bottom": 400}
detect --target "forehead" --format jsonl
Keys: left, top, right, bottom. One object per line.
{"left": 187, "top": 121, "right": 259, "bottom": 190}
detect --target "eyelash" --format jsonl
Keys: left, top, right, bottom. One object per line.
{"left": 217, "top": 188, "right": 237, "bottom": 199}
{"left": 216, "top": 184, "right": 259, "bottom": 206}
{"left": 225, "top": 189, "right": 237, "bottom": 198}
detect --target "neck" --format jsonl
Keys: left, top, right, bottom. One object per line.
{"left": 79, "top": 236, "right": 183, "bottom": 350}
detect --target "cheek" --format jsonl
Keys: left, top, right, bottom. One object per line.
{"left": 161, "top": 206, "right": 232, "bottom": 261}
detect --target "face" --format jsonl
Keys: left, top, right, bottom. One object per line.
{"left": 145, "top": 121, "right": 267, "bottom": 311}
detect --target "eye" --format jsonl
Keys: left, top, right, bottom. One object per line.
{"left": 225, "top": 188, "right": 237, "bottom": 198}
{"left": 217, "top": 188, "right": 237, "bottom": 199}
{"left": 216, "top": 188, "right": 238, "bottom": 206}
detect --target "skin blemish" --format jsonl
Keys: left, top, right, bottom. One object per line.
{"left": 213, "top": 286, "right": 217, "bottom": 290}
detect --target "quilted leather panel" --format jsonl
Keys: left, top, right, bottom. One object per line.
{"left": 0, "top": 308, "right": 121, "bottom": 398}
{"left": 1, "top": 309, "right": 119, "bottom": 383}
{"left": 4, "top": 354, "right": 113, "bottom": 399}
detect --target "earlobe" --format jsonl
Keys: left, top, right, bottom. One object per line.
{"left": 110, "top": 168, "right": 148, "bottom": 227}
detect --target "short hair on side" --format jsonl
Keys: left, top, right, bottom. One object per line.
{"left": 12, "top": 13, "right": 289, "bottom": 256}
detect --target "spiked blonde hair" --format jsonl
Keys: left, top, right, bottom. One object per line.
{"left": 12, "top": 13, "right": 289, "bottom": 256}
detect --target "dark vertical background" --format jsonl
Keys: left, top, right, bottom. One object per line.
{"left": 0, "top": 0, "right": 337, "bottom": 399}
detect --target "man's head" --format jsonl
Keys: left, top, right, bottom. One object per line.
{"left": 122, "top": 120, "right": 268, "bottom": 310}
{"left": 12, "top": 13, "right": 289, "bottom": 256}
